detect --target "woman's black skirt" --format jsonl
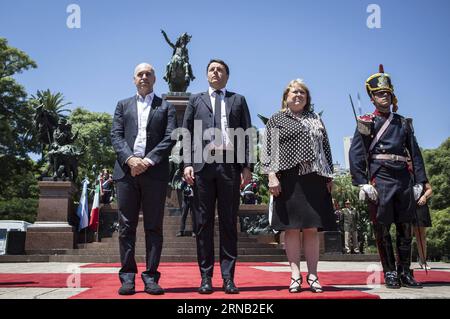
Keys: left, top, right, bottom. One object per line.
{"left": 412, "top": 203, "right": 432, "bottom": 227}
{"left": 270, "top": 169, "right": 336, "bottom": 231}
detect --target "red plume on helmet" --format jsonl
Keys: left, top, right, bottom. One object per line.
{"left": 379, "top": 64, "right": 385, "bottom": 73}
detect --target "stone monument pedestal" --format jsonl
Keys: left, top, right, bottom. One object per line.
{"left": 163, "top": 92, "right": 190, "bottom": 214}
{"left": 25, "top": 181, "right": 77, "bottom": 253}
{"left": 163, "top": 92, "right": 190, "bottom": 127}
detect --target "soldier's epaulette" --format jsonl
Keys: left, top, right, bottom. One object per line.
{"left": 404, "top": 117, "right": 414, "bottom": 133}
{"left": 356, "top": 113, "right": 375, "bottom": 136}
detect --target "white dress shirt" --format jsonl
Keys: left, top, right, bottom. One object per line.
{"left": 208, "top": 87, "right": 233, "bottom": 150}
{"left": 127, "top": 92, "right": 154, "bottom": 166}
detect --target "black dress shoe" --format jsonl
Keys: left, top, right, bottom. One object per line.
{"left": 223, "top": 278, "right": 239, "bottom": 294}
{"left": 198, "top": 276, "right": 213, "bottom": 294}
{"left": 144, "top": 281, "right": 165, "bottom": 295}
{"left": 142, "top": 273, "right": 164, "bottom": 295}
{"left": 384, "top": 271, "right": 401, "bottom": 289}
{"left": 118, "top": 282, "right": 135, "bottom": 295}
{"left": 399, "top": 271, "right": 423, "bottom": 289}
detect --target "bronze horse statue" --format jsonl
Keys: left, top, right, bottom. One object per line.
{"left": 161, "top": 30, "right": 195, "bottom": 92}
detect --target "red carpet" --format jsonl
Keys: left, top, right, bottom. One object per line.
{"left": 1, "top": 263, "right": 449, "bottom": 299}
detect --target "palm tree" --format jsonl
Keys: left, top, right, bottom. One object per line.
{"left": 31, "top": 89, "right": 71, "bottom": 118}
{"left": 29, "top": 89, "right": 72, "bottom": 159}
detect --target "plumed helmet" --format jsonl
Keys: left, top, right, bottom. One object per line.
{"left": 365, "top": 64, "right": 398, "bottom": 112}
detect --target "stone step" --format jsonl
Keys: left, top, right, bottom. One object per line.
{"left": 78, "top": 242, "right": 279, "bottom": 249}
{"left": 0, "top": 255, "right": 51, "bottom": 263}
{"left": 98, "top": 236, "right": 260, "bottom": 243}
{"left": 60, "top": 247, "right": 285, "bottom": 256}
{"left": 48, "top": 254, "right": 288, "bottom": 263}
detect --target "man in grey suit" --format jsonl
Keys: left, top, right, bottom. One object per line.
{"left": 111, "top": 63, "right": 177, "bottom": 295}
{"left": 183, "top": 59, "right": 253, "bottom": 294}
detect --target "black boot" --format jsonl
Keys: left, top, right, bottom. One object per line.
{"left": 384, "top": 271, "right": 401, "bottom": 289}
{"left": 397, "top": 266, "right": 422, "bottom": 288}
{"left": 396, "top": 223, "right": 422, "bottom": 289}
{"left": 373, "top": 223, "right": 400, "bottom": 288}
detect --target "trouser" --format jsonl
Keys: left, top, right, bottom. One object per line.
{"left": 116, "top": 172, "right": 167, "bottom": 283}
{"left": 373, "top": 221, "right": 413, "bottom": 274}
{"left": 192, "top": 163, "right": 241, "bottom": 279}
{"left": 344, "top": 231, "right": 360, "bottom": 253}
{"left": 179, "top": 195, "right": 193, "bottom": 232}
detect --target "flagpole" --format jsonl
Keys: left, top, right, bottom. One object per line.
{"left": 357, "top": 92, "right": 362, "bottom": 116}
{"left": 96, "top": 174, "right": 100, "bottom": 243}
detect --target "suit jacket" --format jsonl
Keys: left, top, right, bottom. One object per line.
{"left": 111, "top": 94, "right": 177, "bottom": 181}
{"left": 182, "top": 90, "right": 253, "bottom": 173}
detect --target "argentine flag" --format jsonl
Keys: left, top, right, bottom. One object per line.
{"left": 76, "top": 178, "right": 90, "bottom": 231}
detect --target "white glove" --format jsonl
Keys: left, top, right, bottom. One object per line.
{"left": 413, "top": 183, "right": 423, "bottom": 201}
{"left": 359, "top": 184, "right": 378, "bottom": 202}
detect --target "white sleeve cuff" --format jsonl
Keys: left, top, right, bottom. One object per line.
{"left": 143, "top": 157, "right": 154, "bottom": 166}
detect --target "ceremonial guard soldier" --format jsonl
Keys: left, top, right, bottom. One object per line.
{"left": 349, "top": 65, "right": 428, "bottom": 289}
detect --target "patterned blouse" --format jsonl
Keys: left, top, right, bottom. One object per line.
{"left": 262, "top": 108, "right": 333, "bottom": 178}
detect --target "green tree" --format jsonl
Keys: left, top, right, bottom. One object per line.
{"left": 0, "top": 38, "right": 37, "bottom": 157}
{"left": 422, "top": 138, "right": 450, "bottom": 210}
{"left": 424, "top": 207, "right": 450, "bottom": 261}
{"left": 29, "top": 89, "right": 72, "bottom": 164}
{"left": 68, "top": 108, "right": 115, "bottom": 181}
{"left": 332, "top": 174, "right": 374, "bottom": 251}
{"left": 31, "top": 89, "right": 71, "bottom": 119}
{"left": 0, "top": 38, "right": 39, "bottom": 211}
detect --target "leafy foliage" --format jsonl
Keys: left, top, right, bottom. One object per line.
{"left": 68, "top": 108, "right": 115, "bottom": 182}
{"left": 0, "top": 38, "right": 38, "bottom": 158}
{"left": 0, "top": 38, "right": 39, "bottom": 219}
{"left": 0, "top": 198, "right": 38, "bottom": 223}
{"left": 423, "top": 207, "right": 450, "bottom": 261}
{"left": 422, "top": 138, "right": 450, "bottom": 210}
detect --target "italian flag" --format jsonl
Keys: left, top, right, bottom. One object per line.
{"left": 89, "top": 179, "right": 100, "bottom": 232}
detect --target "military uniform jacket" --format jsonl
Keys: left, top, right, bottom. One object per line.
{"left": 349, "top": 111, "right": 427, "bottom": 186}
{"left": 341, "top": 208, "right": 358, "bottom": 232}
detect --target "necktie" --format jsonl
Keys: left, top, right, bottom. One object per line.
{"left": 214, "top": 90, "right": 222, "bottom": 130}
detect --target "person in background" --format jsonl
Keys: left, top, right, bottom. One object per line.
{"left": 341, "top": 200, "right": 360, "bottom": 254}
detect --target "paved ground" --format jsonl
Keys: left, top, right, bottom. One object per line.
{"left": 0, "top": 261, "right": 448, "bottom": 299}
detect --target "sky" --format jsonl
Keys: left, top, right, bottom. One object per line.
{"left": 1, "top": 0, "right": 449, "bottom": 166}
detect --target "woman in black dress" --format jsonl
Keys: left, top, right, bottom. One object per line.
{"left": 413, "top": 182, "right": 433, "bottom": 269}
{"left": 262, "top": 79, "right": 336, "bottom": 293}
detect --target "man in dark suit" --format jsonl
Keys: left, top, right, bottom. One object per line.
{"left": 111, "top": 63, "right": 177, "bottom": 295}
{"left": 182, "top": 59, "right": 253, "bottom": 294}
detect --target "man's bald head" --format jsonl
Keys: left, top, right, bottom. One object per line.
{"left": 134, "top": 63, "right": 156, "bottom": 97}
{"left": 134, "top": 63, "right": 154, "bottom": 77}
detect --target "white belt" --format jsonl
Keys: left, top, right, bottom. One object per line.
{"left": 372, "top": 154, "right": 408, "bottom": 162}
